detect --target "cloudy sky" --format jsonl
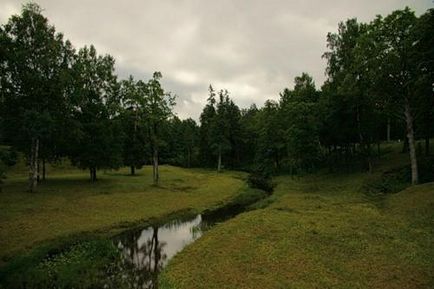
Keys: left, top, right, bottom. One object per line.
{"left": 0, "top": 0, "right": 432, "bottom": 120}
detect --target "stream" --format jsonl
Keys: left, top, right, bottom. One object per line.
{"left": 111, "top": 203, "right": 248, "bottom": 289}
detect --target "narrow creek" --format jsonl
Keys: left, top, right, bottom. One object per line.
{"left": 111, "top": 203, "right": 249, "bottom": 289}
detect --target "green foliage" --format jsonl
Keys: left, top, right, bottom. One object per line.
{"left": 0, "top": 165, "right": 246, "bottom": 261}
{"left": 0, "top": 146, "right": 17, "bottom": 188}
{"left": 247, "top": 170, "right": 274, "bottom": 193}
{"left": 1, "top": 239, "right": 120, "bottom": 289}
{"left": 162, "top": 117, "right": 199, "bottom": 167}
{"left": 363, "top": 156, "right": 434, "bottom": 196}
{"left": 68, "top": 45, "right": 123, "bottom": 179}
{"left": 199, "top": 86, "right": 242, "bottom": 170}
{"left": 119, "top": 76, "right": 149, "bottom": 173}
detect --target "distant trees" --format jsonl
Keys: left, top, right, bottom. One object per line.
{"left": 199, "top": 86, "right": 241, "bottom": 172}
{"left": 0, "top": 3, "right": 432, "bottom": 189}
{"left": 280, "top": 74, "right": 321, "bottom": 172}
{"left": 0, "top": 3, "right": 175, "bottom": 189}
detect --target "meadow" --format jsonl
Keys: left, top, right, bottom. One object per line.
{"left": 0, "top": 163, "right": 247, "bottom": 265}
{"left": 160, "top": 145, "right": 434, "bottom": 289}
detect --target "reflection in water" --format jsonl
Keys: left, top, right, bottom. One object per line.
{"left": 113, "top": 215, "right": 204, "bottom": 289}
{"left": 112, "top": 204, "right": 246, "bottom": 289}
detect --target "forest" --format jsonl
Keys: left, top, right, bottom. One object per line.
{"left": 1, "top": 4, "right": 433, "bottom": 189}
{"left": 0, "top": 2, "right": 433, "bottom": 289}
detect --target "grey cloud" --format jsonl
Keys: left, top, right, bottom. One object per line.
{"left": 1, "top": 0, "right": 432, "bottom": 120}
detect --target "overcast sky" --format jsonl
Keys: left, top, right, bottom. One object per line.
{"left": 0, "top": 0, "right": 432, "bottom": 120}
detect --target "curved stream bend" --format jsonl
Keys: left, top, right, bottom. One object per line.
{"left": 112, "top": 202, "right": 253, "bottom": 288}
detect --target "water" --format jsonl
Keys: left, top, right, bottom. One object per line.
{"left": 112, "top": 204, "right": 246, "bottom": 289}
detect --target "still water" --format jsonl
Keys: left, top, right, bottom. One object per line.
{"left": 112, "top": 205, "right": 244, "bottom": 289}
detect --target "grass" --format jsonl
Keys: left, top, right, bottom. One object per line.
{"left": 0, "top": 163, "right": 247, "bottom": 265}
{"left": 160, "top": 145, "right": 434, "bottom": 289}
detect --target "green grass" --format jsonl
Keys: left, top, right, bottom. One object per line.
{"left": 160, "top": 147, "right": 434, "bottom": 289}
{"left": 0, "top": 164, "right": 246, "bottom": 265}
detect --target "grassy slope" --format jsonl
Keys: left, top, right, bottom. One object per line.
{"left": 0, "top": 164, "right": 246, "bottom": 264}
{"left": 161, "top": 147, "right": 434, "bottom": 289}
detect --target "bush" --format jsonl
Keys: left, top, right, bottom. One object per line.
{"left": 0, "top": 240, "right": 125, "bottom": 289}
{"left": 362, "top": 156, "right": 434, "bottom": 195}
{"left": 0, "top": 147, "right": 17, "bottom": 190}
{"left": 247, "top": 170, "right": 274, "bottom": 193}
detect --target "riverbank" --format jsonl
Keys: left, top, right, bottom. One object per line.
{"left": 160, "top": 171, "right": 434, "bottom": 289}
{"left": 0, "top": 165, "right": 247, "bottom": 265}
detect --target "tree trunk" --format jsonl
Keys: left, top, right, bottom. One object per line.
{"left": 28, "top": 138, "right": 39, "bottom": 192}
{"left": 356, "top": 106, "right": 371, "bottom": 173}
{"left": 42, "top": 158, "right": 46, "bottom": 181}
{"left": 187, "top": 148, "right": 191, "bottom": 168}
{"left": 37, "top": 158, "right": 41, "bottom": 183}
{"left": 93, "top": 168, "right": 97, "bottom": 181}
{"left": 131, "top": 166, "right": 135, "bottom": 176}
{"left": 153, "top": 149, "right": 159, "bottom": 185}
{"left": 387, "top": 118, "right": 391, "bottom": 142}
{"left": 90, "top": 167, "right": 97, "bottom": 182}
{"left": 217, "top": 145, "right": 222, "bottom": 172}
{"left": 404, "top": 100, "right": 419, "bottom": 185}
{"left": 426, "top": 137, "right": 430, "bottom": 156}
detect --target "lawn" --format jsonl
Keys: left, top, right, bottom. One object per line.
{"left": 0, "top": 164, "right": 246, "bottom": 264}
{"left": 161, "top": 166, "right": 434, "bottom": 288}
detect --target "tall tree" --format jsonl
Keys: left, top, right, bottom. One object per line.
{"left": 280, "top": 73, "right": 321, "bottom": 172}
{"left": 255, "top": 100, "right": 285, "bottom": 171}
{"left": 144, "top": 72, "right": 175, "bottom": 185}
{"left": 120, "top": 76, "right": 148, "bottom": 175}
{"left": 411, "top": 9, "right": 434, "bottom": 155}
{"left": 373, "top": 9, "right": 420, "bottom": 184}
{"left": 323, "top": 18, "right": 381, "bottom": 172}
{"left": 199, "top": 85, "right": 217, "bottom": 167}
{"left": 69, "top": 45, "right": 122, "bottom": 181}
{"left": 0, "top": 3, "right": 73, "bottom": 191}
{"left": 180, "top": 118, "right": 199, "bottom": 168}
{"left": 210, "top": 90, "right": 240, "bottom": 172}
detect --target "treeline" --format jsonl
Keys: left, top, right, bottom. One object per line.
{"left": 0, "top": 4, "right": 179, "bottom": 191}
{"left": 1, "top": 4, "right": 433, "bottom": 191}
{"left": 197, "top": 7, "right": 433, "bottom": 187}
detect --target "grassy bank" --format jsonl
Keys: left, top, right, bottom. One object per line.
{"left": 0, "top": 165, "right": 246, "bottom": 264}
{"left": 160, "top": 156, "right": 434, "bottom": 288}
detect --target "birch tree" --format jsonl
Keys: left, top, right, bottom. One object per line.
{"left": 0, "top": 3, "right": 72, "bottom": 191}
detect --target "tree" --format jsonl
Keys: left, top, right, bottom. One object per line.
{"left": 199, "top": 85, "right": 217, "bottom": 167}
{"left": 411, "top": 9, "right": 434, "bottom": 155}
{"left": 372, "top": 8, "right": 420, "bottom": 184}
{"left": 322, "top": 18, "right": 383, "bottom": 172}
{"left": 69, "top": 45, "right": 122, "bottom": 181}
{"left": 255, "top": 100, "right": 285, "bottom": 172}
{"left": 180, "top": 118, "right": 199, "bottom": 168}
{"left": 0, "top": 3, "right": 73, "bottom": 191}
{"left": 280, "top": 73, "right": 321, "bottom": 172}
{"left": 238, "top": 104, "right": 259, "bottom": 169}
{"left": 120, "top": 76, "right": 148, "bottom": 175}
{"left": 143, "top": 72, "right": 175, "bottom": 185}
{"left": 210, "top": 89, "right": 240, "bottom": 172}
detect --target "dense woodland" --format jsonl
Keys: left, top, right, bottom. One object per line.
{"left": 0, "top": 3, "right": 433, "bottom": 192}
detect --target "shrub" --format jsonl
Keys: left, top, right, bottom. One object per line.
{"left": 247, "top": 170, "right": 274, "bottom": 193}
